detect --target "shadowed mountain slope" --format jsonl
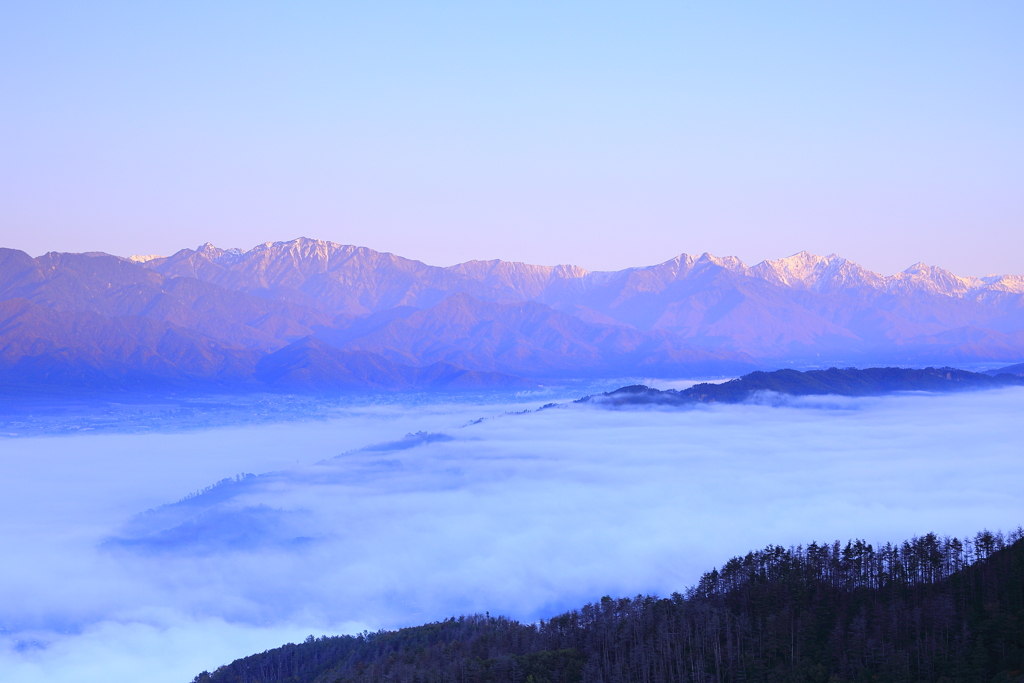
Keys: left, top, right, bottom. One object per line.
{"left": 255, "top": 336, "right": 530, "bottom": 390}
{"left": 0, "top": 297, "right": 260, "bottom": 391}
{"left": 329, "top": 292, "right": 754, "bottom": 378}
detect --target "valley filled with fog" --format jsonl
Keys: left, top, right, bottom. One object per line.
{"left": 2, "top": 388, "right": 1023, "bottom": 683}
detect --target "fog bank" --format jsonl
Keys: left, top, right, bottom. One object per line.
{"left": 2, "top": 389, "right": 1023, "bottom": 682}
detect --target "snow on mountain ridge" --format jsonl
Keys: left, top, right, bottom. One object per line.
{"left": 979, "top": 274, "right": 1024, "bottom": 293}
{"left": 127, "top": 254, "right": 162, "bottom": 263}
{"left": 888, "top": 263, "right": 985, "bottom": 297}
{"left": 196, "top": 242, "right": 245, "bottom": 267}
{"left": 148, "top": 238, "right": 1020, "bottom": 300}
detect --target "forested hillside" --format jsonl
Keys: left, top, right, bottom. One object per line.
{"left": 193, "top": 528, "right": 1024, "bottom": 683}
{"left": 583, "top": 366, "right": 1024, "bottom": 407}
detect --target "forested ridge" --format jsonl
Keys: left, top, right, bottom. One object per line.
{"left": 583, "top": 367, "right": 1024, "bottom": 407}
{"left": 193, "top": 528, "right": 1024, "bottom": 683}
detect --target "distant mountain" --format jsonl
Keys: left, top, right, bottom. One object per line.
{"left": 989, "top": 361, "right": 1024, "bottom": 376}
{"left": 192, "top": 529, "right": 1024, "bottom": 683}
{"left": 581, "top": 366, "right": 1024, "bottom": 407}
{"left": 255, "top": 337, "right": 531, "bottom": 391}
{"left": 321, "top": 292, "right": 750, "bottom": 378}
{"left": 2, "top": 238, "right": 1024, "bottom": 391}
{"left": 0, "top": 297, "right": 260, "bottom": 391}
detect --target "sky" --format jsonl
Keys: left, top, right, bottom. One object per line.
{"left": 2, "top": 388, "right": 1024, "bottom": 682}
{"left": 1, "top": 2, "right": 1023, "bottom": 276}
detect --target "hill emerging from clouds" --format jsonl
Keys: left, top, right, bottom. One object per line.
{"left": 2, "top": 237, "right": 1024, "bottom": 392}
{"left": 581, "top": 366, "right": 1024, "bottom": 407}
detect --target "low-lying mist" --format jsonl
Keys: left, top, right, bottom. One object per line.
{"left": 2, "top": 388, "right": 1023, "bottom": 683}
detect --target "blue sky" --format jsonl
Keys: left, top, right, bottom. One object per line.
{"left": 2, "top": 2, "right": 1022, "bottom": 275}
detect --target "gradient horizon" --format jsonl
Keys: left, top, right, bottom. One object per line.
{"left": 1, "top": 2, "right": 1022, "bottom": 277}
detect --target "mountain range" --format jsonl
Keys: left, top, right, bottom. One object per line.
{"left": 2, "top": 237, "right": 1023, "bottom": 392}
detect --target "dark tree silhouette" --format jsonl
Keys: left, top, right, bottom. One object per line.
{"left": 194, "top": 528, "right": 1024, "bottom": 683}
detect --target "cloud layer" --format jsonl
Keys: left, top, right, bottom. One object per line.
{"left": 3, "top": 389, "right": 1023, "bottom": 681}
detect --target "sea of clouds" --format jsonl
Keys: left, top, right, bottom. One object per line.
{"left": 2, "top": 387, "right": 1023, "bottom": 682}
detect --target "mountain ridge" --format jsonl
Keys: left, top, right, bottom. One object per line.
{"left": 139, "top": 238, "right": 1024, "bottom": 310}
{"left": 578, "top": 366, "right": 1024, "bottom": 407}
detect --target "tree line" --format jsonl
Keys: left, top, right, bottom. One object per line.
{"left": 194, "top": 528, "right": 1024, "bottom": 683}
